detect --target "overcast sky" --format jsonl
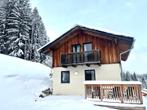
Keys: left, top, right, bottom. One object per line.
{"left": 30, "top": 0, "right": 147, "bottom": 74}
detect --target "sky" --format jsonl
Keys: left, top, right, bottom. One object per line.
{"left": 30, "top": 0, "right": 147, "bottom": 74}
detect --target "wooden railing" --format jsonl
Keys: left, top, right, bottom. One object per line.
{"left": 61, "top": 50, "right": 100, "bottom": 66}
{"left": 84, "top": 81, "right": 143, "bottom": 104}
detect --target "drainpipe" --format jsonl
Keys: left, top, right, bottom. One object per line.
{"left": 119, "top": 40, "right": 135, "bottom": 81}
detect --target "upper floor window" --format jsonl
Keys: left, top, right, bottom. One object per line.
{"left": 84, "top": 43, "right": 92, "bottom": 52}
{"left": 72, "top": 44, "right": 81, "bottom": 53}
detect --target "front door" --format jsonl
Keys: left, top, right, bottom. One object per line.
{"left": 85, "top": 70, "right": 95, "bottom": 80}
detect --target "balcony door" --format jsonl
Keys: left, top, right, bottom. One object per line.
{"left": 83, "top": 43, "right": 92, "bottom": 62}
{"left": 72, "top": 44, "right": 81, "bottom": 63}
{"left": 72, "top": 44, "right": 80, "bottom": 53}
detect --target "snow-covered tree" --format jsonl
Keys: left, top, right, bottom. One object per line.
{"left": 6, "top": 0, "right": 23, "bottom": 57}
{"left": 30, "top": 7, "right": 49, "bottom": 61}
{"left": 125, "top": 71, "right": 131, "bottom": 81}
{"left": 131, "top": 72, "right": 138, "bottom": 81}
{"left": 9, "top": 0, "right": 32, "bottom": 59}
{"left": 141, "top": 76, "right": 147, "bottom": 89}
{"left": 0, "top": 0, "right": 32, "bottom": 59}
{"left": 0, "top": 0, "right": 10, "bottom": 54}
{"left": 0, "top": 0, "right": 50, "bottom": 65}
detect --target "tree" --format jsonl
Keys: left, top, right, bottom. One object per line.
{"left": 3, "top": 0, "right": 20, "bottom": 55}
{"left": 0, "top": 8, "right": 6, "bottom": 53}
{"left": 125, "top": 71, "right": 131, "bottom": 81}
{"left": 121, "top": 71, "right": 126, "bottom": 81}
{"left": 0, "top": 0, "right": 32, "bottom": 59}
{"left": 0, "top": 0, "right": 50, "bottom": 65}
{"left": 30, "top": 7, "right": 49, "bottom": 61}
{"left": 141, "top": 76, "right": 147, "bottom": 89}
{"left": 131, "top": 72, "right": 138, "bottom": 81}
{"left": 9, "top": 0, "right": 32, "bottom": 59}
{"left": 0, "top": 0, "right": 11, "bottom": 54}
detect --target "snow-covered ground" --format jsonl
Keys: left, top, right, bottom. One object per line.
{"left": 0, "top": 54, "right": 115, "bottom": 110}
{"left": 144, "top": 96, "right": 147, "bottom": 108}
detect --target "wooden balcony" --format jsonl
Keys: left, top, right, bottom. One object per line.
{"left": 84, "top": 81, "right": 143, "bottom": 104}
{"left": 61, "top": 50, "right": 100, "bottom": 67}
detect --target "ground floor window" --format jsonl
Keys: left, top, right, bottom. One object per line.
{"left": 85, "top": 70, "right": 95, "bottom": 80}
{"left": 61, "top": 71, "right": 70, "bottom": 83}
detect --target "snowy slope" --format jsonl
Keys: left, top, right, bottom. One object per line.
{"left": 0, "top": 54, "right": 51, "bottom": 110}
{"left": 0, "top": 54, "right": 114, "bottom": 110}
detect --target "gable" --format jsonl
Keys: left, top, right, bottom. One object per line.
{"left": 39, "top": 25, "right": 134, "bottom": 61}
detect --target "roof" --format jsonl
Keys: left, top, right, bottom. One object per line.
{"left": 39, "top": 25, "right": 134, "bottom": 61}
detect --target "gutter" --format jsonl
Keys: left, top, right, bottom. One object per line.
{"left": 120, "top": 39, "right": 135, "bottom": 81}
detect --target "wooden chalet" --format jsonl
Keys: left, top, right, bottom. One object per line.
{"left": 39, "top": 25, "right": 145, "bottom": 109}
{"left": 39, "top": 25, "right": 134, "bottom": 94}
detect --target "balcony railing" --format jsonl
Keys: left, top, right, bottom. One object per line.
{"left": 84, "top": 81, "right": 143, "bottom": 104}
{"left": 61, "top": 50, "right": 100, "bottom": 66}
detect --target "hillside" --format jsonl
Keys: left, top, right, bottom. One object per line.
{"left": 0, "top": 54, "right": 51, "bottom": 109}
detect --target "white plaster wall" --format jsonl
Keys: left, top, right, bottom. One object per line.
{"left": 52, "top": 63, "right": 121, "bottom": 96}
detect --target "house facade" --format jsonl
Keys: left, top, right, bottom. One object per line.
{"left": 39, "top": 25, "right": 134, "bottom": 95}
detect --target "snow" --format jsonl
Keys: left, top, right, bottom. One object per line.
{"left": 142, "top": 89, "right": 147, "bottom": 94}
{"left": 37, "top": 41, "right": 50, "bottom": 52}
{"left": 144, "top": 96, "right": 147, "bottom": 108}
{"left": 90, "top": 100, "right": 145, "bottom": 107}
{"left": 9, "top": 49, "right": 24, "bottom": 57}
{"left": 84, "top": 81, "right": 142, "bottom": 85}
{"left": 0, "top": 54, "right": 114, "bottom": 110}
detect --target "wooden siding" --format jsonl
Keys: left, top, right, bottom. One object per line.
{"left": 52, "top": 32, "right": 120, "bottom": 67}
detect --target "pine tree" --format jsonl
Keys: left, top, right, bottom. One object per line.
{"left": 1, "top": 0, "right": 21, "bottom": 56}
{"left": 132, "top": 72, "right": 138, "bottom": 81}
{"left": 16, "top": 0, "right": 32, "bottom": 59}
{"left": 0, "top": 0, "right": 32, "bottom": 59}
{"left": 0, "top": 0, "right": 50, "bottom": 64}
{"left": 122, "top": 71, "right": 126, "bottom": 81}
{"left": 30, "top": 7, "right": 49, "bottom": 61}
{"left": 125, "top": 71, "right": 131, "bottom": 81}
{"left": 0, "top": 6, "right": 5, "bottom": 53}
{"left": 6, "top": 0, "right": 22, "bottom": 57}
{"left": 0, "top": 0, "right": 10, "bottom": 54}
{"left": 141, "top": 76, "right": 147, "bottom": 89}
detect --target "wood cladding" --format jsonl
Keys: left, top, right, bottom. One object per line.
{"left": 52, "top": 32, "right": 120, "bottom": 67}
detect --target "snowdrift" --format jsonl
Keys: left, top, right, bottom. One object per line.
{"left": 0, "top": 54, "right": 51, "bottom": 110}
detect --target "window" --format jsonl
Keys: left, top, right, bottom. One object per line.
{"left": 85, "top": 70, "right": 95, "bottom": 80}
{"left": 84, "top": 43, "right": 92, "bottom": 52}
{"left": 72, "top": 44, "right": 81, "bottom": 63}
{"left": 61, "top": 71, "right": 70, "bottom": 83}
{"left": 83, "top": 43, "right": 93, "bottom": 62}
{"left": 72, "top": 44, "right": 81, "bottom": 53}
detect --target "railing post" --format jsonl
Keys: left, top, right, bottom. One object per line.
{"left": 120, "top": 84, "right": 124, "bottom": 103}
{"left": 100, "top": 84, "right": 103, "bottom": 101}
{"left": 85, "top": 85, "right": 87, "bottom": 99}
{"left": 139, "top": 85, "right": 143, "bottom": 104}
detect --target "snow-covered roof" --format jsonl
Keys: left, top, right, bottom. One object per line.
{"left": 37, "top": 41, "right": 50, "bottom": 52}
{"left": 84, "top": 81, "right": 142, "bottom": 85}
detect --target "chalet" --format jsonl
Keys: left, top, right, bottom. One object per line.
{"left": 39, "top": 25, "right": 134, "bottom": 96}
